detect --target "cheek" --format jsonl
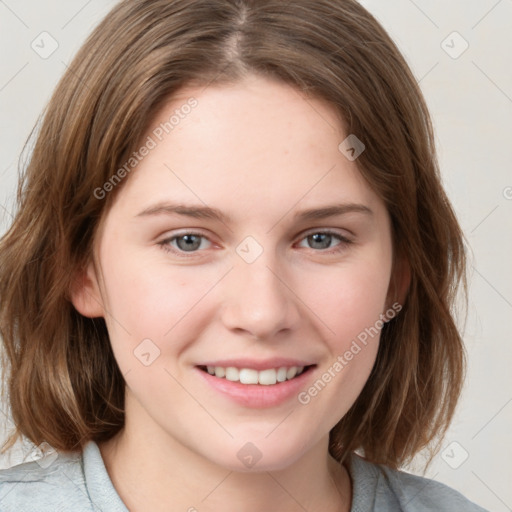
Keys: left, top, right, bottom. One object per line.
{"left": 101, "top": 252, "right": 204, "bottom": 329}
{"left": 294, "top": 264, "right": 388, "bottom": 424}
{"left": 98, "top": 251, "right": 223, "bottom": 370}
{"left": 295, "top": 258, "right": 389, "bottom": 408}
{"left": 300, "top": 257, "right": 391, "bottom": 348}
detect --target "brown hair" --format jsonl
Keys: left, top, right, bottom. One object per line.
{"left": 0, "top": 0, "right": 466, "bottom": 468}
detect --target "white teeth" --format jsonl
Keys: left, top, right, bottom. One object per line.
{"left": 276, "top": 367, "right": 287, "bottom": 382}
{"left": 225, "top": 367, "right": 239, "bottom": 381}
{"left": 258, "top": 369, "right": 277, "bottom": 385}
{"left": 239, "top": 368, "right": 259, "bottom": 384}
{"left": 204, "top": 365, "right": 307, "bottom": 385}
{"left": 286, "top": 367, "right": 297, "bottom": 380}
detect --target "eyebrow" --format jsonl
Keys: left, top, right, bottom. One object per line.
{"left": 135, "top": 202, "right": 373, "bottom": 223}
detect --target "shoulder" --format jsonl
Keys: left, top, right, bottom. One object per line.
{"left": 0, "top": 447, "right": 94, "bottom": 512}
{"left": 348, "top": 453, "right": 490, "bottom": 512}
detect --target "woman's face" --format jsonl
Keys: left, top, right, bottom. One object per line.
{"left": 78, "top": 74, "right": 396, "bottom": 471}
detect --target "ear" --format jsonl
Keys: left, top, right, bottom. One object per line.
{"left": 69, "top": 260, "right": 105, "bottom": 318}
{"left": 386, "top": 253, "right": 411, "bottom": 310}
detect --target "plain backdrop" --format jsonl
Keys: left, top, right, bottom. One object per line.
{"left": 0, "top": 1, "right": 511, "bottom": 510}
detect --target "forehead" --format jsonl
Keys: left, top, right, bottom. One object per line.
{"left": 107, "top": 75, "right": 385, "bottom": 223}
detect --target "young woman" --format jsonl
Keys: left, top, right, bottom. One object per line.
{"left": 0, "top": 1, "right": 489, "bottom": 510}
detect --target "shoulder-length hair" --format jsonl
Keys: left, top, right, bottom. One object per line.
{"left": 0, "top": 0, "right": 466, "bottom": 469}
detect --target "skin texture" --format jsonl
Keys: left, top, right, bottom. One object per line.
{"left": 72, "top": 73, "right": 400, "bottom": 512}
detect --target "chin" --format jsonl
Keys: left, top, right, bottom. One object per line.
{"left": 198, "top": 432, "right": 314, "bottom": 473}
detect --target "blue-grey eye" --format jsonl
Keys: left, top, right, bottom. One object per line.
{"left": 174, "top": 234, "right": 205, "bottom": 252}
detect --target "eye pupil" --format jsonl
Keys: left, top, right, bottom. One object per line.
{"left": 308, "top": 233, "right": 332, "bottom": 249}
{"left": 177, "top": 235, "right": 201, "bottom": 251}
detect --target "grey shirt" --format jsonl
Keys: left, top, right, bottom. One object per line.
{"left": 0, "top": 441, "right": 489, "bottom": 511}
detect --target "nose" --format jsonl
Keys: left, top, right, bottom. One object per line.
{"left": 220, "top": 252, "right": 302, "bottom": 341}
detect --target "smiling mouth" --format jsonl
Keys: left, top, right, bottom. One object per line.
{"left": 197, "top": 365, "right": 315, "bottom": 385}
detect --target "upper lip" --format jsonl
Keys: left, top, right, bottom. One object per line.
{"left": 197, "top": 358, "right": 316, "bottom": 371}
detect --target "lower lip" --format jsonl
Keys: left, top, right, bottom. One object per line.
{"left": 196, "top": 367, "right": 315, "bottom": 408}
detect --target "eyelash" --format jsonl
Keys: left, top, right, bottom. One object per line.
{"left": 158, "top": 229, "right": 353, "bottom": 257}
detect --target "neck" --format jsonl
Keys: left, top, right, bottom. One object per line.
{"left": 99, "top": 415, "right": 352, "bottom": 512}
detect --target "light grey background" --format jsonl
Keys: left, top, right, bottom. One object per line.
{"left": 0, "top": 1, "right": 511, "bottom": 510}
